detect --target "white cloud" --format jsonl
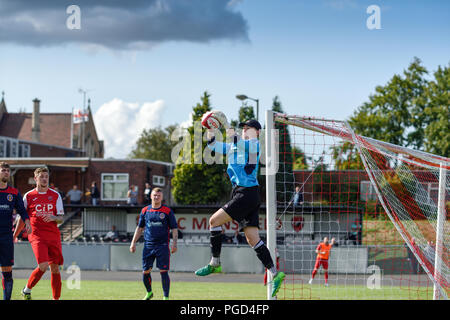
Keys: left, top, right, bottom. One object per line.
{"left": 94, "top": 98, "right": 165, "bottom": 158}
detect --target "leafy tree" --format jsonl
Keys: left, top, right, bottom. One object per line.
{"left": 171, "top": 92, "right": 231, "bottom": 204}
{"left": 334, "top": 58, "right": 449, "bottom": 170}
{"left": 421, "top": 64, "right": 450, "bottom": 157}
{"left": 272, "top": 96, "right": 295, "bottom": 204}
{"left": 292, "top": 146, "right": 309, "bottom": 170}
{"left": 230, "top": 102, "right": 255, "bottom": 128}
{"left": 129, "top": 125, "right": 177, "bottom": 162}
{"left": 349, "top": 57, "right": 428, "bottom": 148}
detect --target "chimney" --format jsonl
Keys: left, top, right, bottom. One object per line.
{"left": 32, "top": 98, "right": 41, "bottom": 142}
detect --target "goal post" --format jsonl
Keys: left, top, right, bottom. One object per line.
{"left": 265, "top": 110, "right": 449, "bottom": 300}
{"left": 265, "top": 110, "right": 278, "bottom": 300}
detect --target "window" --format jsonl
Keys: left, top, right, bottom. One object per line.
{"left": 360, "top": 181, "right": 377, "bottom": 201}
{"left": 101, "top": 173, "right": 129, "bottom": 201}
{"left": 152, "top": 175, "right": 165, "bottom": 187}
{"left": 0, "top": 138, "right": 5, "bottom": 157}
{"left": 0, "top": 137, "right": 24, "bottom": 157}
{"left": 18, "top": 144, "right": 30, "bottom": 157}
{"left": 416, "top": 181, "right": 439, "bottom": 206}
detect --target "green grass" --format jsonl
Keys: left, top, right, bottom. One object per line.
{"left": 10, "top": 279, "right": 431, "bottom": 300}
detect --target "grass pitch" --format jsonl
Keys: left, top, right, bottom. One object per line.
{"left": 10, "top": 278, "right": 431, "bottom": 300}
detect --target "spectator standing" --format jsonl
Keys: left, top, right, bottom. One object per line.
{"left": 90, "top": 182, "right": 100, "bottom": 206}
{"left": 293, "top": 185, "right": 304, "bottom": 207}
{"left": 406, "top": 237, "right": 420, "bottom": 274}
{"left": 66, "top": 185, "right": 82, "bottom": 205}
{"left": 144, "top": 183, "right": 152, "bottom": 205}
{"left": 127, "top": 185, "right": 138, "bottom": 206}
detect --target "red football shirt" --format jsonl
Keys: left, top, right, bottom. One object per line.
{"left": 23, "top": 188, "right": 64, "bottom": 242}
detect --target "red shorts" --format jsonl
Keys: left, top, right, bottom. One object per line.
{"left": 30, "top": 239, "right": 64, "bottom": 266}
{"left": 314, "top": 258, "right": 328, "bottom": 270}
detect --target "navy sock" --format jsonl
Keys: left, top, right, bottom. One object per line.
{"left": 143, "top": 272, "right": 152, "bottom": 293}
{"left": 2, "top": 271, "right": 13, "bottom": 300}
{"left": 160, "top": 272, "right": 170, "bottom": 298}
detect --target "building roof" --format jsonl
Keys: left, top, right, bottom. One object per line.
{"left": 0, "top": 112, "right": 72, "bottom": 148}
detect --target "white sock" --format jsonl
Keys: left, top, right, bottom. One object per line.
{"left": 210, "top": 256, "right": 220, "bottom": 266}
{"left": 269, "top": 266, "right": 278, "bottom": 277}
{"left": 23, "top": 286, "right": 32, "bottom": 294}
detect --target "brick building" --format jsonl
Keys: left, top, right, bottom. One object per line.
{"left": 0, "top": 94, "right": 175, "bottom": 205}
{"left": 0, "top": 95, "right": 103, "bottom": 158}
{"left": 2, "top": 158, "right": 174, "bottom": 206}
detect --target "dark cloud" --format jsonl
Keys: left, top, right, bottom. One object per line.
{"left": 0, "top": 0, "right": 249, "bottom": 50}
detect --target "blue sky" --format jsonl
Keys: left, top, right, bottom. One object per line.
{"left": 1, "top": 0, "right": 449, "bottom": 158}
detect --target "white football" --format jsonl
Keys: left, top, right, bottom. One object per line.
{"left": 201, "top": 111, "right": 221, "bottom": 129}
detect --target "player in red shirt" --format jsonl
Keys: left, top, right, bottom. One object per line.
{"left": 308, "top": 237, "right": 335, "bottom": 287}
{"left": 14, "top": 167, "right": 64, "bottom": 300}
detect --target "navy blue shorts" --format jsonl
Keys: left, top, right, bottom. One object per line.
{"left": 142, "top": 244, "right": 170, "bottom": 271}
{"left": 0, "top": 239, "right": 14, "bottom": 267}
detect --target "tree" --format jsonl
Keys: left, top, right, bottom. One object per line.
{"left": 421, "top": 64, "right": 450, "bottom": 157}
{"left": 334, "top": 58, "right": 449, "bottom": 169}
{"left": 272, "top": 96, "right": 295, "bottom": 204}
{"left": 230, "top": 102, "right": 255, "bottom": 128}
{"left": 171, "top": 92, "right": 231, "bottom": 204}
{"left": 129, "top": 125, "right": 178, "bottom": 162}
{"left": 292, "top": 146, "right": 309, "bottom": 170}
{"left": 349, "top": 57, "right": 428, "bottom": 148}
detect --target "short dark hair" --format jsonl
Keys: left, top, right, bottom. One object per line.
{"left": 0, "top": 162, "right": 10, "bottom": 169}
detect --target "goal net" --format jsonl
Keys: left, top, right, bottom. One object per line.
{"left": 265, "top": 111, "right": 449, "bottom": 300}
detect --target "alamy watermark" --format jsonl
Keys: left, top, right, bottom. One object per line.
{"left": 170, "top": 122, "right": 279, "bottom": 175}
{"left": 366, "top": 5, "right": 381, "bottom": 30}
{"left": 66, "top": 5, "right": 81, "bottom": 30}
{"left": 66, "top": 264, "right": 81, "bottom": 290}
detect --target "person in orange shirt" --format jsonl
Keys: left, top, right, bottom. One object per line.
{"left": 308, "top": 237, "right": 335, "bottom": 287}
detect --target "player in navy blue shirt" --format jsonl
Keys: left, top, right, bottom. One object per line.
{"left": 130, "top": 187, "right": 178, "bottom": 300}
{"left": 195, "top": 118, "right": 285, "bottom": 298}
{"left": 0, "top": 162, "right": 32, "bottom": 300}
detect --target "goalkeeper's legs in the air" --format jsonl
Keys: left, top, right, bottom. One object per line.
{"left": 195, "top": 209, "right": 231, "bottom": 276}
{"left": 244, "top": 226, "right": 285, "bottom": 297}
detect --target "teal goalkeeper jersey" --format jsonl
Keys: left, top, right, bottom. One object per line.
{"left": 208, "top": 137, "right": 260, "bottom": 187}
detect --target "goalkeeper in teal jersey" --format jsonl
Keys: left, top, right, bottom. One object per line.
{"left": 195, "top": 118, "right": 285, "bottom": 297}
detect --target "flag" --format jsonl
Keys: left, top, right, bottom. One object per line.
{"left": 73, "top": 109, "right": 89, "bottom": 123}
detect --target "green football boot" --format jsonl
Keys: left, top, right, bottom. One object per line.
{"left": 163, "top": 296, "right": 169, "bottom": 300}
{"left": 143, "top": 291, "right": 153, "bottom": 300}
{"left": 194, "top": 264, "right": 222, "bottom": 276}
{"left": 271, "top": 272, "right": 286, "bottom": 297}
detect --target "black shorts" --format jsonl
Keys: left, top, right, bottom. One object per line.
{"left": 222, "top": 186, "right": 261, "bottom": 231}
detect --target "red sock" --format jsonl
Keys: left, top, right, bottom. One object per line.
{"left": 325, "top": 272, "right": 329, "bottom": 283}
{"left": 311, "top": 270, "right": 317, "bottom": 279}
{"left": 51, "top": 273, "right": 62, "bottom": 300}
{"left": 27, "top": 268, "right": 45, "bottom": 289}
